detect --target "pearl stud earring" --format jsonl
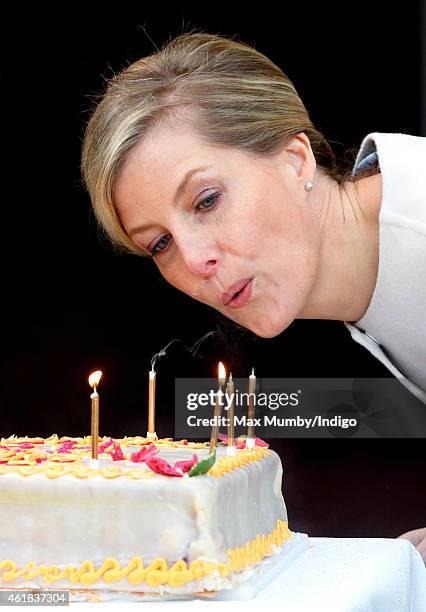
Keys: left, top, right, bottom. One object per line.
{"left": 305, "top": 181, "right": 314, "bottom": 192}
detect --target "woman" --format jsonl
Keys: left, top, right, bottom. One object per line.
{"left": 80, "top": 32, "right": 426, "bottom": 560}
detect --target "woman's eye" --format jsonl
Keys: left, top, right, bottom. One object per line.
{"left": 194, "top": 192, "right": 221, "bottom": 212}
{"left": 150, "top": 234, "right": 171, "bottom": 256}
{"left": 149, "top": 192, "right": 221, "bottom": 257}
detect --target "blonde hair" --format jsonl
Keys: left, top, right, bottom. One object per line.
{"left": 80, "top": 30, "right": 378, "bottom": 257}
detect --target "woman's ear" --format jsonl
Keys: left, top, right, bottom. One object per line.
{"left": 285, "top": 132, "right": 315, "bottom": 181}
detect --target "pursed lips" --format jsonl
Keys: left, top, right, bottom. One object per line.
{"left": 221, "top": 277, "right": 253, "bottom": 307}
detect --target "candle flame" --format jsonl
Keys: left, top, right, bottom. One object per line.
{"left": 218, "top": 361, "right": 226, "bottom": 384}
{"left": 88, "top": 370, "right": 102, "bottom": 388}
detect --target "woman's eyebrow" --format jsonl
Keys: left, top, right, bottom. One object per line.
{"left": 127, "top": 165, "right": 212, "bottom": 238}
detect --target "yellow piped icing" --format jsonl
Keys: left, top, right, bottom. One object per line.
{"left": 0, "top": 435, "right": 268, "bottom": 479}
{"left": 208, "top": 447, "right": 270, "bottom": 477}
{"left": 0, "top": 463, "right": 157, "bottom": 480}
{"left": 0, "top": 520, "right": 291, "bottom": 588}
{"left": 0, "top": 434, "right": 207, "bottom": 450}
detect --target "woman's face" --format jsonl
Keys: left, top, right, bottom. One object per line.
{"left": 114, "top": 121, "right": 320, "bottom": 338}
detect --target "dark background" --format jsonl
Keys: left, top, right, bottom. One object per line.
{"left": 1, "top": 5, "right": 425, "bottom": 538}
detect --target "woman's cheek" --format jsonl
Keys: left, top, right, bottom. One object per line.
{"left": 171, "top": 269, "right": 203, "bottom": 301}
{"left": 157, "top": 261, "right": 184, "bottom": 292}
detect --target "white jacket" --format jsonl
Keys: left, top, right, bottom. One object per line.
{"left": 344, "top": 132, "right": 426, "bottom": 404}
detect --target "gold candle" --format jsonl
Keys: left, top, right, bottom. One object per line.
{"left": 147, "top": 369, "right": 157, "bottom": 440}
{"left": 226, "top": 373, "right": 235, "bottom": 451}
{"left": 246, "top": 367, "right": 256, "bottom": 445}
{"left": 88, "top": 370, "right": 102, "bottom": 459}
{"left": 209, "top": 362, "right": 226, "bottom": 454}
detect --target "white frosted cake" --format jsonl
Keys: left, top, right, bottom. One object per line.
{"left": 0, "top": 434, "right": 294, "bottom": 601}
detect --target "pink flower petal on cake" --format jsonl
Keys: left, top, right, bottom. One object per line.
{"left": 110, "top": 442, "right": 125, "bottom": 461}
{"left": 146, "top": 456, "right": 184, "bottom": 477}
{"left": 254, "top": 437, "right": 269, "bottom": 447}
{"left": 99, "top": 437, "right": 114, "bottom": 452}
{"left": 56, "top": 440, "right": 78, "bottom": 453}
{"left": 130, "top": 444, "right": 158, "bottom": 463}
{"left": 174, "top": 454, "right": 199, "bottom": 473}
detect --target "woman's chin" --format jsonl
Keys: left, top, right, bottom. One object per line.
{"left": 245, "top": 314, "right": 292, "bottom": 339}
{"left": 253, "top": 327, "right": 284, "bottom": 339}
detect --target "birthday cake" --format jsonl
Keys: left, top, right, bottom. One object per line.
{"left": 0, "top": 433, "right": 296, "bottom": 601}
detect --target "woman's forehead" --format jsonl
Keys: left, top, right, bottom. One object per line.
{"left": 114, "top": 130, "right": 245, "bottom": 212}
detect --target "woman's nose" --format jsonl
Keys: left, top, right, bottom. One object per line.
{"left": 185, "top": 251, "right": 218, "bottom": 278}
{"left": 176, "top": 234, "right": 219, "bottom": 278}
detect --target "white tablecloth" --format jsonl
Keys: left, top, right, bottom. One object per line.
{"left": 70, "top": 537, "right": 426, "bottom": 611}
{"left": 253, "top": 537, "right": 426, "bottom": 610}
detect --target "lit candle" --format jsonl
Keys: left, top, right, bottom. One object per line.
{"left": 88, "top": 370, "right": 102, "bottom": 460}
{"left": 246, "top": 367, "right": 256, "bottom": 448}
{"left": 147, "top": 368, "right": 157, "bottom": 440}
{"left": 226, "top": 373, "right": 236, "bottom": 455}
{"left": 209, "top": 362, "right": 226, "bottom": 454}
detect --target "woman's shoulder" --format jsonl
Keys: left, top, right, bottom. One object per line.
{"left": 353, "top": 132, "right": 425, "bottom": 172}
{"left": 356, "top": 132, "right": 426, "bottom": 228}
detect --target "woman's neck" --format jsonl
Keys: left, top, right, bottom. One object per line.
{"left": 298, "top": 170, "right": 382, "bottom": 322}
